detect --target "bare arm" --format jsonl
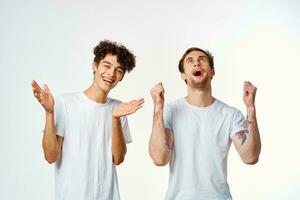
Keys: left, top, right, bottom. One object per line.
{"left": 149, "top": 107, "right": 173, "bottom": 166}
{"left": 149, "top": 83, "right": 174, "bottom": 166}
{"left": 31, "top": 80, "right": 63, "bottom": 164}
{"left": 43, "top": 112, "right": 63, "bottom": 164}
{"left": 232, "top": 81, "right": 261, "bottom": 165}
{"left": 111, "top": 98, "right": 144, "bottom": 165}
{"left": 111, "top": 116, "right": 127, "bottom": 165}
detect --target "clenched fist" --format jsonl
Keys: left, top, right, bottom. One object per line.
{"left": 243, "top": 81, "right": 257, "bottom": 108}
{"left": 150, "top": 82, "right": 165, "bottom": 110}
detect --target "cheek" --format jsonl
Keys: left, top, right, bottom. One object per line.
{"left": 97, "top": 68, "right": 109, "bottom": 77}
{"left": 116, "top": 72, "right": 123, "bottom": 80}
{"left": 94, "top": 70, "right": 104, "bottom": 80}
{"left": 201, "top": 61, "right": 208, "bottom": 67}
{"left": 98, "top": 68, "right": 105, "bottom": 74}
{"left": 94, "top": 74, "right": 102, "bottom": 82}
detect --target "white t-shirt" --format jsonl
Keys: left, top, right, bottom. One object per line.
{"left": 163, "top": 98, "right": 247, "bottom": 200}
{"left": 54, "top": 92, "right": 132, "bottom": 200}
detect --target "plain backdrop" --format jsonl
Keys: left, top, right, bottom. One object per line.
{"left": 1, "top": 0, "right": 300, "bottom": 199}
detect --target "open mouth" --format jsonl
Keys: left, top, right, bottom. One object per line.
{"left": 192, "top": 69, "right": 202, "bottom": 76}
{"left": 102, "top": 76, "right": 115, "bottom": 85}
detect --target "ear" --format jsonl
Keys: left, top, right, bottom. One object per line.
{"left": 181, "top": 73, "right": 186, "bottom": 81}
{"left": 92, "top": 61, "right": 98, "bottom": 72}
{"left": 211, "top": 68, "right": 215, "bottom": 79}
{"left": 119, "top": 67, "right": 125, "bottom": 82}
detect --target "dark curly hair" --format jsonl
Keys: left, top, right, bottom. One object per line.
{"left": 93, "top": 40, "right": 136, "bottom": 77}
{"left": 178, "top": 47, "right": 214, "bottom": 73}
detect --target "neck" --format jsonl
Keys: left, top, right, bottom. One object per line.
{"left": 84, "top": 81, "right": 108, "bottom": 104}
{"left": 186, "top": 83, "right": 214, "bottom": 107}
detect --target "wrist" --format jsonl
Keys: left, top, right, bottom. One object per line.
{"left": 246, "top": 106, "right": 256, "bottom": 112}
{"left": 246, "top": 106, "right": 255, "bottom": 115}
{"left": 45, "top": 111, "right": 54, "bottom": 116}
{"left": 154, "top": 105, "right": 163, "bottom": 113}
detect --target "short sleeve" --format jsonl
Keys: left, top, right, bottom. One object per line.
{"left": 163, "top": 103, "right": 172, "bottom": 129}
{"left": 120, "top": 116, "right": 132, "bottom": 144}
{"left": 230, "top": 109, "right": 248, "bottom": 138}
{"left": 54, "top": 96, "right": 66, "bottom": 137}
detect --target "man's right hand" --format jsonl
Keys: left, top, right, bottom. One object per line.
{"left": 31, "top": 80, "right": 54, "bottom": 113}
{"left": 150, "top": 82, "right": 165, "bottom": 110}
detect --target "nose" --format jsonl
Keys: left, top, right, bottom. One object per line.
{"left": 107, "top": 68, "right": 116, "bottom": 78}
{"left": 194, "top": 61, "right": 200, "bottom": 67}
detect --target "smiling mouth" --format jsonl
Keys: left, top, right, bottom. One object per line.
{"left": 102, "top": 76, "right": 115, "bottom": 85}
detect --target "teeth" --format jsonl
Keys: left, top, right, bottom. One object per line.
{"left": 102, "top": 77, "right": 114, "bottom": 84}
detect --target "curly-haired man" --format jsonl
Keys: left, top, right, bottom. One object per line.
{"left": 32, "top": 40, "right": 144, "bottom": 200}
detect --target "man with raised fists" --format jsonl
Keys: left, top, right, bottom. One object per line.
{"left": 32, "top": 40, "right": 144, "bottom": 200}
{"left": 149, "top": 47, "right": 261, "bottom": 200}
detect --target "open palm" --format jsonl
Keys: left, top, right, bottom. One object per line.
{"left": 112, "top": 98, "right": 144, "bottom": 118}
{"left": 31, "top": 80, "right": 54, "bottom": 113}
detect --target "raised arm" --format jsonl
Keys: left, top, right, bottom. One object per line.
{"left": 149, "top": 83, "right": 174, "bottom": 166}
{"left": 31, "top": 80, "right": 63, "bottom": 164}
{"left": 232, "top": 81, "right": 261, "bottom": 165}
{"left": 111, "top": 98, "right": 144, "bottom": 165}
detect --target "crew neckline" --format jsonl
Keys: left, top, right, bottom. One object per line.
{"left": 80, "top": 92, "right": 111, "bottom": 106}
{"left": 182, "top": 97, "right": 218, "bottom": 110}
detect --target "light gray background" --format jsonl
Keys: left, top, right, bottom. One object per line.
{"left": 1, "top": 0, "right": 300, "bottom": 199}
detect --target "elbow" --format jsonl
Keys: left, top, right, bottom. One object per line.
{"left": 46, "top": 158, "right": 56, "bottom": 164}
{"left": 149, "top": 149, "right": 169, "bottom": 166}
{"left": 153, "top": 158, "right": 168, "bottom": 166}
{"left": 112, "top": 145, "right": 127, "bottom": 165}
{"left": 43, "top": 142, "right": 60, "bottom": 164}
{"left": 44, "top": 154, "right": 59, "bottom": 164}
{"left": 43, "top": 147, "right": 60, "bottom": 164}
{"left": 112, "top": 150, "right": 126, "bottom": 165}
{"left": 113, "top": 156, "right": 125, "bottom": 165}
{"left": 150, "top": 154, "right": 169, "bottom": 166}
{"left": 242, "top": 156, "right": 259, "bottom": 165}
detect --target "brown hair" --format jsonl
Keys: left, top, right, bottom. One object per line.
{"left": 178, "top": 47, "right": 214, "bottom": 73}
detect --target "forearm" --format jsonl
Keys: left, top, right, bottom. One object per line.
{"left": 42, "top": 112, "right": 60, "bottom": 163}
{"left": 246, "top": 107, "right": 261, "bottom": 155}
{"left": 111, "top": 117, "right": 127, "bottom": 165}
{"left": 149, "top": 107, "right": 171, "bottom": 166}
{"left": 240, "top": 107, "right": 261, "bottom": 163}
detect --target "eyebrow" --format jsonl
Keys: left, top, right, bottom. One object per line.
{"left": 185, "top": 55, "right": 207, "bottom": 62}
{"left": 103, "top": 61, "right": 112, "bottom": 65}
{"left": 117, "top": 66, "right": 124, "bottom": 71}
{"left": 198, "top": 55, "right": 208, "bottom": 59}
{"left": 103, "top": 60, "right": 124, "bottom": 70}
{"left": 186, "top": 57, "right": 193, "bottom": 61}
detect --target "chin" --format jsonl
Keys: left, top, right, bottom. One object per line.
{"left": 189, "top": 79, "right": 210, "bottom": 87}
{"left": 97, "top": 83, "right": 111, "bottom": 93}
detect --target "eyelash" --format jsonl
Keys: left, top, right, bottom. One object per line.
{"left": 188, "top": 58, "right": 206, "bottom": 63}
{"left": 104, "top": 65, "right": 123, "bottom": 73}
